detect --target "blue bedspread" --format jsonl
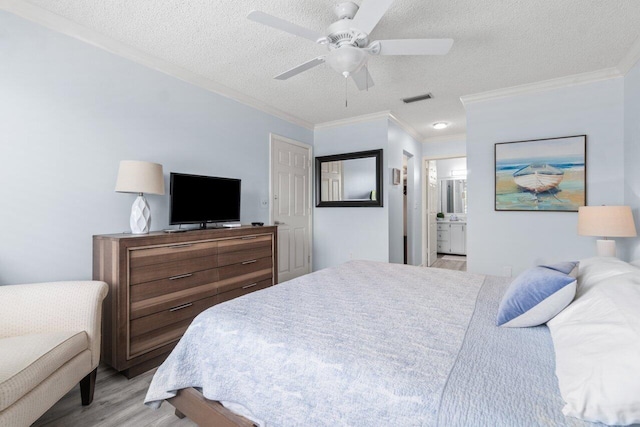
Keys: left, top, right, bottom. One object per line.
{"left": 145, "top": 260, "right": 599, "bottom": 426}
{"left": 439, "top": 274, "right": 602, "bottom": 426}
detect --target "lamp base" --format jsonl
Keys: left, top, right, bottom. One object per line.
{"left": 130, "top": 194, "right": 151, "bottom": 234}
{"left": 596, "top": 239, "right": 616, "bottom": 257}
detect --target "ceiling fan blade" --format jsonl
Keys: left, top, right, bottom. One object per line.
{"left": 375, "top": 39, "right": 454, "bottom": 55}
{"left": 248, "top": 10, "right": 324, "bottom": 43}
{"left": 351, "top": 0, "right": 395, "bottom": 35}
{"left": 351, "top": 67, "right": 375, "bottom": 91}
{"left": 275, "top": 56, "right": 326, "bottom": 80}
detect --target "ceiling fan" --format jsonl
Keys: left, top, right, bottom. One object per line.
{"left": 247, "top": 0, "right": 453, "bottom": 90}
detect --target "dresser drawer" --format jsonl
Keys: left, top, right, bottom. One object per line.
{"left": 130, "top": 295, "right": 216, "bottom": 340}
{"left": 129, "top": 317, "right": 193, "bottom": 358}
{"left": 216, "top": 268, "right": 273, "bottom": 294}
{"left": 217, "top": 279, "right": 272, "bottom": 304}
{"left": 129, "top": 241, "right": 218, "bottom": 268}
{"left": 130, "top": 282, "right": 218, "bottom": 320}
{"left": 217, "top": 235, "right": 272, "bottom": 254}
{"left": 437, "top": 223, "right": 448, "bottom": 231}
{"left": 218, "top": 256, "right": 272, "bottom": 281}
{"left": 130, "top": 268, "right": 219, "bottom": 303}
{"left": 218, "top": 246, "right": 272, "bottom": 267}
{"left": 130, "top": 256, "right": 217, "bottom": 285}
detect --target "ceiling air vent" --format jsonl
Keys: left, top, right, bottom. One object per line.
{"left": 402, "top": 93, "right": 433, "bottom": 104}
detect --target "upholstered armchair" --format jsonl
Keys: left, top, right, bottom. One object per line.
{"left": 0, "top": 280, "right": 108, "bottom": 426}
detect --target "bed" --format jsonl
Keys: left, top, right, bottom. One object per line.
{"left": 144, "top": 259, "right": 633, "bottom": 426}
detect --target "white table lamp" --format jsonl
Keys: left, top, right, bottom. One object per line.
{"left": 115, "top": 160, "right": 165, "bottom": 234}
{"left": 577, "top": 206, "right": 637, "bottom": 257}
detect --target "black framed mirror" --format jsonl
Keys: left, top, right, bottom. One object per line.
{"left": 315, "top": 149, "right": 383, "bottom": 207}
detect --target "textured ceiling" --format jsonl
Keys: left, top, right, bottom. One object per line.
{"left": 18, "top": 0, "right": 640, "bottom": 139}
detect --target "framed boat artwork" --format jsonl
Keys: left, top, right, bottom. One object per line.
{"left": 495, "top": 135, "right": 586, "bottom": 212}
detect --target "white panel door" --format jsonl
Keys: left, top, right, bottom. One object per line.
{"left": 427, "top": 161, "right": 438, "bottom": 266}
{"left": 271, "top": 135, "right": 312, "bottom": 283}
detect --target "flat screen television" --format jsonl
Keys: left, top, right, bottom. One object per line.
{"left": 170, "top": 172, "right": 241, "bottom": 228}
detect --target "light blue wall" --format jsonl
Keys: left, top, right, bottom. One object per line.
{"left": 0, "top": 12, "right": 312, "bottom": 285}
{"left": 466, "top": 77, "right": 626, "bottom": 276}
{"left": 423, "top": 138, "right": 466, "bottom": 159}
{"left": 624, "top": 59, "right": 640, "bottom": 261}
{"left": 388, "top": 121, "right": 422, "bottom": 265}
{"left": 313, "top": 119, "right": 389, "bottom": 270}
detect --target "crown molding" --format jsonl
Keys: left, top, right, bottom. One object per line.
{"left": 314, "top": 110, "right": 426, "bottom": 143}
{"left": 423, "top": 133, "right": 467, "bottom": 144}
{"left": 388, "top": 113, "right": 424, "bottom": 143}
{"left": 618, "top": 35, "right": 640, "bottom": 75}
{"left": 460, "top": 67, "right": 622, "bottom": 106}
{"left": 314, "top": 110, "right": 391, "bottom": 130}
{"left": 0, "top": 0, "right": 314, "bottom": 130}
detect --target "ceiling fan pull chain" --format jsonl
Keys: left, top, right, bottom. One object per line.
{"left": 366, "top": 64, "right": 369, "bottom": 91}
{"left": 345, "top": 75, "right": 348, "bottom": 108}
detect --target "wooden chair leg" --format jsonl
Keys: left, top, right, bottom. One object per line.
{"left": 80, "top": 368, "right": 97, "bottom": 406}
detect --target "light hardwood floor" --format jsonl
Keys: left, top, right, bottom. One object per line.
{"left": 430, "top": 254, "right": 467, "bottom": 271}
{"left": 33, "top": 365, "right": 196, "bottom": 427}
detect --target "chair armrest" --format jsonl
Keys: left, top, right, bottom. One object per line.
{"left": 0, "top": 281, "right": 108, "bottom": 368}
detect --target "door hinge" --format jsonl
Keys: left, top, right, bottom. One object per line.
{"left": 308, "top": 255, "right": 311, "bottom": 263}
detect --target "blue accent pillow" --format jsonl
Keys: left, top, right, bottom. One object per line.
{"left": 539, "top": 261, "right": 579, "bottom": 278}
{"left": 497, "top": 266, "right": 577, "bottom": 328}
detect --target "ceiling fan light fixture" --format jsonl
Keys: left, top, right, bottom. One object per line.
{"left": 326, "top": 47, "right": 368, "bottom": 77}
{"left": 248, "top": 1, "right": 454, "bottom": 92}
{"left": 432, "top": 122, "right": 449, "bottom": 130}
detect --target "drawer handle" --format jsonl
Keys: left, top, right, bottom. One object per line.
{"left": 242, "top": 259, "right": 257, "bottom": 265}
{"left": 168, "top": 244, "right": 192, "bottom": 249}
{"left": 169, "top": 273, "right": 193, "bottom": 280}
{"left": 242, "top": 282, "right": 259, "bottom": 289}
{"left": 169, "top": 302, "right": 193, "bottom": 312}
{"left": 241, "top": 236, "right": 257, "bottom": 240}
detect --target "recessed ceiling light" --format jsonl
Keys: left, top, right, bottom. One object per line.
{"left": 433, "top": 122, "right": 449, "bottom": 130}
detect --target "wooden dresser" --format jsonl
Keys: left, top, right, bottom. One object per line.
{"left": 93, "top": 226, "right": 277, "bottom": 378}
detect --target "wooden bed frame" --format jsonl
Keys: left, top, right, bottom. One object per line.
{"left": 168, "top": 387, "right": 256, "bottom": 427}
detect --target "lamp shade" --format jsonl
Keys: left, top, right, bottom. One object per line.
{"left": 577, "top": 206, "right": 637, "bottom": 237}
{"left": 115, "top": 160, "right": 165, "bottom": 195}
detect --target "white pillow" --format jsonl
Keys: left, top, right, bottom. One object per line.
{"left": 576, "top": 256, "right": 639, "bottom": 297}
{"left": 547, "top": 271, "right": 640, "bottom": 425}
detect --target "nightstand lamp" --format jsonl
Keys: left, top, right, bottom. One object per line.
{"left": 115, "top": 160, "right": 165, "bottom": 234}
{"left": 578, "top": 205, "right": 637, "bottom": 257}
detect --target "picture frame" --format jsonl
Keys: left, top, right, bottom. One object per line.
{"left": 495, "top": 135, "right": 586, "bottom": 212}
{"left": 392, "top": 168, "right": 401, "bottom": 185}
